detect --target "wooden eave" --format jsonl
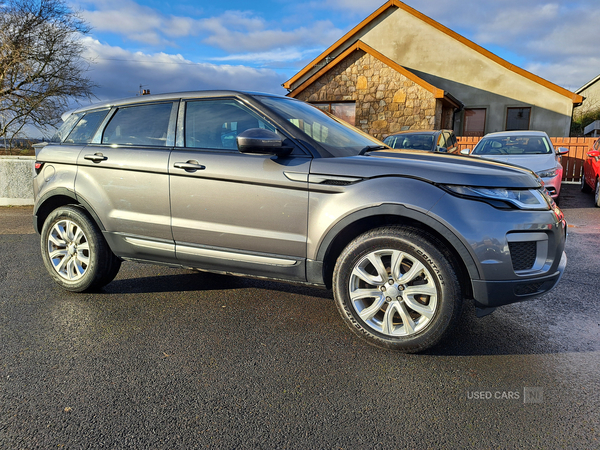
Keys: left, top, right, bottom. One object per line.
{"left": 284, "top": 0, "right": 583, "bottom": 104}
{"left": 287, "top": 41, "right": 458, "bottom": 106}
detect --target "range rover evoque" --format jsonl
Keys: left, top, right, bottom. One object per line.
{"left": 33, "top": 91, "right": 567, "bottom": 352}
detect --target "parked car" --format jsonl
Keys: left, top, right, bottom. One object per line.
{"left": 383, "top": 130, "right": 457, "bottom": 153}
{"left": 580, "top": 138, "right": 600, "bottom": 207}
{"left": 33, "top": 91, "right": 567, "bottom": 353}
{"left": 461, "top": 131, "right": 568, "bottom": 200}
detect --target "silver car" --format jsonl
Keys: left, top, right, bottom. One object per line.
{"left": 463, "top": 131, "right": 568, "bottom": 199}
{"left": 33, "top": 91, "right": 567, "bottom": 353}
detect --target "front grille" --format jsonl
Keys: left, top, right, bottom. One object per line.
{"left": 509, "top": 241, "right": 537, "bottom": 271}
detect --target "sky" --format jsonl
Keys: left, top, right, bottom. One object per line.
{"left": 64, "top": 0, "right": 600, "bottom": 112}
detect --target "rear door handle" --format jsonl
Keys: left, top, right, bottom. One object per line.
{"left": 174, "top": 160, "right": 206, "bottom": 172}
{"left": 84, "top": 153, "right": 108, "bottom": 162}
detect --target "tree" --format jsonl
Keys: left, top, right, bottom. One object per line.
{"left": 0, "top": 0, "right": 94, "bottom": 150}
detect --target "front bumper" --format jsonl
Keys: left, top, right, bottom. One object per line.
{"left": 472, "top": 250, "right": 567, "bottom": 308}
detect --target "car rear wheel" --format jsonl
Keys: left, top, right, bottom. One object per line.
{"left": 332, "top": 226, "right": 462, "bottom": 353}
{"left": 581, "top": 172, "right": 592, "bottom": 193}
{"left": 41, "top": 206, "right": 121, "bottom": 292}
{"left": 595, "top": 179, "right": 600, "bottom": 208}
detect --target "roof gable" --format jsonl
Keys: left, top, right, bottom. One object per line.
{"left": 288, "top": 41, "right": 461, "bottom": 108}
{"left": 284, "top": 0, "right": 583, "bottom": 104}
{"left": 577, "top": 74, "right": 600, "bottom": 94}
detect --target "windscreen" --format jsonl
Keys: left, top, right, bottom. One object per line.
{"left": 385, "top": 134, "right": 435, "bottom": 150}
{"left": 472, "top": 136, "right": 552, "bottom": 156}
{"left": 256, "top": 95, "right": 382, "bottom": 157}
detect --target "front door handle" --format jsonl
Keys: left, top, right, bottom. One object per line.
{"left": 84, "top": 153, "right": 108, "bottom": 162}
{"left": 174, "top": 160, "right": 206, "bottom": 172}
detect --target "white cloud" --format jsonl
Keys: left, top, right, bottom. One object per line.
{"left": 209, "top": 48, "right": 324, "bottom": 64}
{"left": 200, "top": 16, "right": 343, "bottom": 53}
{"left": 80, "top": 38, "right": 288, "bottom": 102}
{"left": 76, "top": 0, "right": 344, "bottom": 56}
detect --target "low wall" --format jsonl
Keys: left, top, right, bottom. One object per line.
{"left": 0, "top": 156, "right": 35, "bottom": 206}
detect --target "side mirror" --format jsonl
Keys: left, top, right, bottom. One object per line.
{"left": 237, "top": 128, "right": 292, "bottom": 156}
{"left": 556, "top": 147, "right": 569, "bottom": 155}
{"left": 460, "top": 148, "right": 471, "bottom": 155}
{"left": 587, "top": 150, "right": 600, "bottom": 158}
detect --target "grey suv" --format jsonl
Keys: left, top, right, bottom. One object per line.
{"left": 33, "top": 91, "right": 567, "bottom": 353}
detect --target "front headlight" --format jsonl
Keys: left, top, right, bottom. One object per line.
{"left": 442, "top": 185, "right": 550, "bottom": 210}
{"left": 536, "top": 168, "right": 558, "bottom": 178}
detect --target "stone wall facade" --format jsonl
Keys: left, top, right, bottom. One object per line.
{"left": 296, "top": 50, "right": 442, "bottom": 139}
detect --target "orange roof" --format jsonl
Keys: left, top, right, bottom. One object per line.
{"left": 284, "top": 0, "right": 583, "bottom": 104}
{"left": 288, "top": 41, "right": 461, "bottom": 108}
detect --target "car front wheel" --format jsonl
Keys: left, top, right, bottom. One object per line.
{"left": 40, "top": 206, "right": 121, "bottom": 292}
{"left": 332, "top": 226, "right": 462, "bottom": 353}
{"left": 595, "top": 179, "right": 600, "bottom": 208}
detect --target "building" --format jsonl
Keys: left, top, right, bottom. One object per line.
{"left": 283, "top": 0, "right": 583, "bottom": 139}
{"left": 574, "top": 75, "right": 600, "bottom": 123}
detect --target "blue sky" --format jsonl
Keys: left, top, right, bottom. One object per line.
{"left": 68, "top": 0, "right": 599, "bottom": 103}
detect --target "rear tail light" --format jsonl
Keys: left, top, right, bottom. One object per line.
{"left": 34, "top": 161, "right": 44, "bottom": 175}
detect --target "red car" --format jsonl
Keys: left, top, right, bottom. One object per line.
{"left": 581, "top": 138, "right": 600, "bottom": 207}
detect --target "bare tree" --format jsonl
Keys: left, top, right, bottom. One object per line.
{"left": 0, "top": 0, "right": 94, "bottom": 150}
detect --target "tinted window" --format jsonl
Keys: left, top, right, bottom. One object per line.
{"left": 64, "top": 110, "right": 110, "bottom": 144}
{"left": 185, "top": 100, "right": 275, "bottom": 150}
{"left": 257, "top": 96, "right": 381, "bottom": 157}
{"left": 102, "top": 103, "right": 173, "bottom": 146}
{"left": 472, "top": 135, "right": 552, "bottom": 155}
{"left": 437, "top": 133, "right": 446, "bottom": 148}
{"left": 386, "top": 134, "right": 435, "bottom": 150}
{"left": 51, "top": 113, "right": 83, "bottom": 143}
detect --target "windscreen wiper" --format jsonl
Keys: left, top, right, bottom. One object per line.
{"left": 359, "top": 145, "right": 388, "bottom": 155}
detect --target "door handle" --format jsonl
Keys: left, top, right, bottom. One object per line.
{"left": 174, "top": 160, "right": 206, "bottom": 172}
{"left": 84, "top": 153, "right": 108, "bottom": 162}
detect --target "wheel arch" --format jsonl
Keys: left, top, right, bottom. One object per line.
{"left": 34, "top": 188, "right": 105, "bottom": 234}
{"left": 312, "top": 204, "right": 479, "bottom": 298}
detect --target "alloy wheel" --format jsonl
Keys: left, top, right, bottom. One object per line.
{"left": 47, "top": 219, "right": 90, "bottom": 281}
{"left": 348, "top": 249, "right": 438, "bottom": 337}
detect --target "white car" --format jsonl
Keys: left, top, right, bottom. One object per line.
{"left": 463, "top": 131, "right": 568, "bottom": 199}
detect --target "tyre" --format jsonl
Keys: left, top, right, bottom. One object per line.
{"left": 595, "top": 179, "right": 600, "bottom": 208}
{"left": 40, "top": 205, "right": 121, "bottom": 292}
{"left": 581, "top": 172, "right": 592, "bottom": 193}
{"left": 332, "top": 226, "right": 462, "bottom": 353}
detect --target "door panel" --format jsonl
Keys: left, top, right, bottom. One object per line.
{"left": 76, "top": 145, "right": 173, "bottom": 255}
{"left": 169, "top": 150, "right": 310, "bottom": 261}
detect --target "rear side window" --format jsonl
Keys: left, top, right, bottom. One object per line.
{"left": 184, "top": 99, "right": 275, "bottom": 150}
{"left": 102, "top": 103, "right": 173, "bottom": 147}
{"left": 64, "top": 110, "right": 110, "bottom": 144}
{"left": 51, "top": 113, "right": 83, "bottom": 143}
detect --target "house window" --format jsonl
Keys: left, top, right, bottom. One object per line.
{"left": 312, "top": 102, "right": 356, "bottom": 126}
{"left": 506, "top": 107, "right": 531, "bottom": 131}
{"left": 463, "top": 108, "right": 486, "bottom": 137}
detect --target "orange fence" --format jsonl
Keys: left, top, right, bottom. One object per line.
{"left": 456, "top": 136, "right": 597, "bottom": 182}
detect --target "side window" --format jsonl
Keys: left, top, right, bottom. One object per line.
{"left": 102, "top": 103, "right": 173, "bottom": 146}
{"left": 449, "top": 133, "right": 457, "bottom": 147}
{"left": 64, "top": 110, "right": 110, "bottom": 144}
{"left": 595, "top": 139, "right": 600, "bottom": 151}
{"left": 185, "top": 100, "right": 275, "bottom": 150}
{"left": 437, "top": 133, "right": 446, "bottom": 148}
{"left": 51, "top": 113, "right": 83, "bottom": 143}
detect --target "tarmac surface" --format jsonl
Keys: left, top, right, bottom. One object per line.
{"left": 1, "top": 184, "right": 599, "bottom": 449}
